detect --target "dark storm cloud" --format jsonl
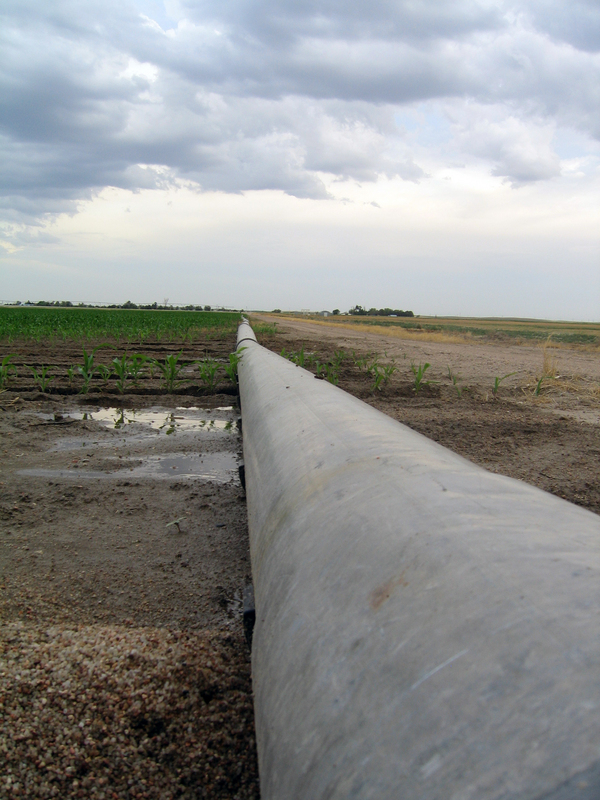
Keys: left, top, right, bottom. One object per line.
{"left": 1, "top": 0, "right": 599, "bottom": 228}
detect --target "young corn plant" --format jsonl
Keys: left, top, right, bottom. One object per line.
{"left": 0, "top": 355, "right": 18, "bottom": 390}
{"left": 411, "top": 361, "right": 432, "bottom": 394}
{"left": 77, "top": 350, "right": 95, "bottom": 394}
{"left": 28, "top": 365, "right": 54, "bottom": 393}
{"left": 224, "top": 349, "right": 246, "bottom": 384}
{"left": 534, "top": 375, "right": 557, "bottom": 396}
{"left": 353, "top": 351, "right": 378, "bottom": 372}
{"left": 332, "top": 350, "right": 346, "bottom": 368}
{"left": 111, "top": 355, "right": 131, "bottom": 394}
{"left": 492, "top": 372, "right": 516, "bottom": 398}
{"left": 197, "top": 358, "right": 221, "bottom": 392}
{"left": 96, "top": 364, "right": 112, "bottom": 386}
{"left": 154, "top": 353, "right": 186, "bottom": 393}
{"left": 282, "top": 346, "right": 312, "bottom": 368}
{"left": 129, "top": 354, "right": 148, "bottom": 385}
{"left": 292, "top": 346, "right": 307, "bottom": 368}
{"left": 447, "top": 366, "right": 463, "bottom": 398}
{"left": 77, "top": 345, "right": 108, "bottom": 394}
{"left": 370, "top": 361, "right": 397, "bottom": 392}
{"left": 66, "top": 365, "right": 76, "bottom": 387}
{"left": 324, "top": 361, "right": 339, "bottom": 385}
{"left": 313, "top": 358, "right": 325, "bottom": 379}
{"left": 371, "top": 365, "right": 385, "bottom": 392}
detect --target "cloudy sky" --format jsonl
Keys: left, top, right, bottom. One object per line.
{"left": 1, "top": 0, "right": 598, "bottom": 317}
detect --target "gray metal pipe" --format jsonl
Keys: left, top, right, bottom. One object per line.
{"left": 237, "top": 320, "right": 600, "bottom": 800}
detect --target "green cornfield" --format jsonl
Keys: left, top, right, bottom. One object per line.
{"left": 0, "top": 307, "right": 240, "bottom": 343}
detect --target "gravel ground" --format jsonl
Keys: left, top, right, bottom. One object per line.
{"left": 0, "top": 622, "right": 258, "bottom": 799}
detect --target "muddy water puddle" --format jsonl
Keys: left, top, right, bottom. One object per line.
{"left": 26, "top": 405, "right": 241, "bottom": 483}
{"left": 41, "top": 406, "right": 236, "bottom": 435}
{"left": 18, "top": 451, "right": 239, "bottom": 483}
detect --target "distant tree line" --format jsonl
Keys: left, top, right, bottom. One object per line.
{"left": 10, "top": 300, "right": 236, "bottom": 312}
{"left": 347, "top": 305, "right": 414, "bottom": 317}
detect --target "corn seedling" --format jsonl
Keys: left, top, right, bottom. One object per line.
{"left": 282, "top": 346, "right": 313, "bottom": 368}
{"left": 293, "top": 346, "right": 307, "bottom": 368}
{"left": 324, "top": 362, "right": 339, "bottom": 385}
{"left": 153, "top": 353, "right": 186, "bottom": 393}
{"left": 96, "top": 364, "right": 112, "bottom": 385}
{"left": 66, "top": 365, "right": 76, "bottom": 387}
{"left": 492, "top": 372, "right": 517, "bottom": 398}
{"left": 0, "top": 355, "right": 18, "bottom": 389}
{"left": 371, "top": 365, "right": 385, "bottom": 392}
{"left": 77, "top": 345, "right": 109, "bottom": 394}
{"left": 353, "top": 351, "right": 379, "bottom": 372}
{"left": 224, "top": 349, "right": 246, "bottom": 384}
{"left": 351, "top": 350, "right": 362, "bottom": 369}
{"left": 111, "top": 355, "right": 131, "bottom": 394}
{"left": 411, "top": 361, "right": 432, "bottom": 393}
{"left": 371, "top": 361, "right": 398, "bottom": 392}
{"left": 129, "top": 354, "right": 148, "bottom": 384}
{"left": 28, "top": 365, "right": 54, "bottom": 393}
{"left": 197, "top": 358, "right": 221, "bottom": 391}
{"left": 534, "top": 375, "right": 558, "bottom": 396}
{"left": 77, "top": 351, "right": 95, "bottom": 393}
{"left": 447, "top": 366, "right": 463, "bottom": 398}
{"left": 332, "top": 350, "right": 346, "bottom": 368}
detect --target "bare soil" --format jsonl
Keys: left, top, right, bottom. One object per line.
{"left": 253, "top": 315, "right": 600, "bottom": 517}
{"left": 0, "top": 333, "right": 259, "bottom": 799}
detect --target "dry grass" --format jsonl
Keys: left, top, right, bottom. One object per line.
{"left": 276, "top": 317, "right": 475, "bottom": 345}
{"left": 541, "top": 339, "right": 560, "bottom": 379}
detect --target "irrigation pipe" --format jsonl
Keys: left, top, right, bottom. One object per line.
{"left": 236, "top": 319, "right": 600, "bottom": 800}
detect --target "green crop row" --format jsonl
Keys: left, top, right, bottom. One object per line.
{"left": 0, "top": 349, "right": 244, "bottom": 395}
{"left": 0, "top": 307, "right": 240, "bottom": 343}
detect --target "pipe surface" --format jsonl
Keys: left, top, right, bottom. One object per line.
{"left": 237, "top": 320, "right": 600, "bottom": 800}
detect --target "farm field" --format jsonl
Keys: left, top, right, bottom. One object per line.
{"left": 0, "top": 306, "right": 239, "bottom": 343}
{"left": 0, "top": 309, "right": 259, "bottom": 800}
{"left": 2, "top": 307, "right": 599, "bottom": 799}
{"left": 251, "top": 313, "right": 600, "bottom": 516}
{"left": 281, "top": 311, "right": 600, "bottom": 347}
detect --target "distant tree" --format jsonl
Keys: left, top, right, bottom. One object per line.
{"left": 272, "top": 308, "right": 281, "bottom": 313}
{"left": 122, "top": 300, "right": 137, "bottom": 309}
{"left": 332, "top": 309, "right": 340, "bottom": 315}
{"left": 349, "top": 305, "right": 367, "bottom": 315}
{"left": 204, "top": 305, "right": 211, "bottom": 311}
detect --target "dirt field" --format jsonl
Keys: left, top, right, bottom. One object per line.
{"left": 2, "top": 315, "right": 599, "bottom": 799}
{"left": 252, "top": 314, "right": 600, "bottom": 516}
{"left": 0, "top": 332, "right": 259, "bottom": 799}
